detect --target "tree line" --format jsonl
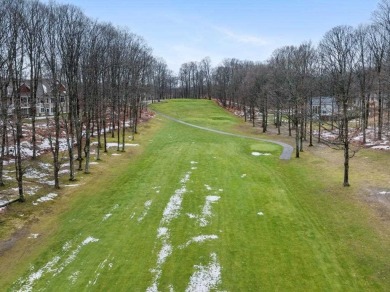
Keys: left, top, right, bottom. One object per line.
{"left": 0, "top": 0, "right": 172, "bottom": 201}
{"left": 1, "top": 0, "right": 390, "bottom": 200}
{"left": 154, "top": 0, "right": 390, "bottom": 187}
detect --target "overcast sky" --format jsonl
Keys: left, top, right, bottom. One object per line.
{"left": 60, "top": 0, "right": 379, "bottom": 73}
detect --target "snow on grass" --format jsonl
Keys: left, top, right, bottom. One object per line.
{"left": 204, "top": 184, "right": 212, "bottom": 191}
{"left": 185, "top": 253, "right": 222, "bottom": 292}
{"left": 14, "top": 236, "right": 100, "bottom": 291}
{"left": 152, "top": 186, "right": 161, "bottom": 194}
{"left": 372, "top": 145, "right": 390, "bottom": 150}
{"left": 58, "top": 169, "right": 70, "bottom": 175}
{"left": 98, "top": 142, "right": 139, "bottom": 149}
{"left": 87, "top": 258, "right": 110, "bottom": 287}
{"left": 378, "top": 191, "right": 390, "bottom": 195}
{"left": 179, "top": 235, "right": 218, "bottom": 249}
{"left": 28, "top": 233, "right": 39, "bottom": 239}
{"left": 53, "top": 237, "right": 99, "bottom": 276}
{"left": 39, "top": 138, "right": 71, "bottom": 152}
{"left": 157, "top": 227, "right": 169, "bottom": 239}
{"left": 15, "top": 256, "right": 62, "bottom": 292}
{"left": 62, "top": 241, "right": 72, "bottom": 252}
{"left": 138, "top": 200, "right": 153, "bottom": 222}
{"left": 257, "top": 211, "right": 264, "bottom": 216}
{"left": 102, "top": 213, "right": 112, "bottom": 221}
{"left": 188, "top": 195, "right": 220, "bottom": 228}
{"left": 68, "top": 271, "right": 80, "bottom": 285}
{"left": 25, "top": 186, "right": 41, "bottom": 196}
{"left": 38, "top": 162, "right": 52, "bottom": 171}
{"left": 200, "top": 196, "right": 220, "bottom": 227}
{"left": 251, "top": 152, "right": 272, "bottom": 156}
{"left": 241, "top": 174, "right": 247, "bottom": 178}
{"left": 32, "top": 193, "right": 58, "bottom": 205}
{"left": 157, "top": 244, "right": 173, "bottom": 265}
{"left": 161, "top": 171, "right": 191, "bottom": 225}
{"left": 82, "top": 237, "right": 99, "bottom": 245}
{"left": 25, "top": 168, "right": 48, "bottom": 179}
{"left": 112, "top": 153, "right": 122, "bottom": 156}
{"left": 147, "top": 167, "right": 194, "bottom": 291}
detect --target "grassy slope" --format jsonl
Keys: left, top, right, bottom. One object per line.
{"left": 1, "top": 99, "right": 389, "bottom": 291}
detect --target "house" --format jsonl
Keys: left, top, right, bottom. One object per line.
{"left": 311, "top": 96, "right": 362, "bottom": 120}
{"left": 311, "top": 96, "right": 337, "bottom": 118}
{"left": 8, "top": 79, "right": 68, "bottom": 117}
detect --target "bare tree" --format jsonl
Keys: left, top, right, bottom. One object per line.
{"left": 22, "top": 0, "right": 45, "bottom": 159}
{"left": 57, "top": 4, "right": 86, "bottom": 178}
{"left": 319, "top": 25, "right": 358, "bottom": 186}
{"left": 6, "top": 0, "right": 26, "bottom": 201}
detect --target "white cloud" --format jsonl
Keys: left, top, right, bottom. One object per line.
{"left": 213, "top": 26, "right": 269, "bottom": 46}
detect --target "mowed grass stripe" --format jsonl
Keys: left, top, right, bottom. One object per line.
{"left": 6, "top": 100, "right": 389, "bottom": 291}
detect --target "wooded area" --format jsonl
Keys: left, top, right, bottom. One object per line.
{"left": 1, "top": 0, "right": 390, "bottom": 203}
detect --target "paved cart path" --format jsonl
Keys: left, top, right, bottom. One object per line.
{"left": 156, "top": 112, "right": 293, "bottom": 160}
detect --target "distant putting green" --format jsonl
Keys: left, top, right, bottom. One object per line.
{"left": 3, "top": 99, "right": 389, "bottom": 291}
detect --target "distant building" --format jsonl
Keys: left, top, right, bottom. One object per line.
{"left": 311, "top": 96, "right": 337, "bottom": 118}
{"left": 7, "top": 79, "right": 68, "bottom": 117}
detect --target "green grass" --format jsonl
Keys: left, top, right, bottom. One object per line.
{"left": 1, "top": 99, "right": 389, "bottom": 291}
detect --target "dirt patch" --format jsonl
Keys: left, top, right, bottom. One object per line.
{"left": 0, "top": 226, "right": 29, "bottom": 256}
{"left": 364, "top": 189, "right": 390, "bottom": 222}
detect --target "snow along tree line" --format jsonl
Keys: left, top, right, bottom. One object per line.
{"left": 0, "top": 0, "right": 176, "bottom": 202}
{"left": 2, "top": 0, "right": 390, "bottom": 200}
{"left": 154, "top": 0, "right": 390, "bottom": 187}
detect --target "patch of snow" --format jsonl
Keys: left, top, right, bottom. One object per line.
{"left": 62, "top": 241, "right": 72, "bottom": 251}
{"left": 25, "top": 168, "right": 48, "bottom": 179}
{"left": 58, "top": 169, "right": 70, "bottom": 175}
{"left": 68, "top": 271, "right": 80, "bottom": 285}
{"left": 25, "top": 186, "right": 41, "bottom": 196}
{"left": 180, "top": 235, "right": 218, "bottom": 249}
{"left": 157, "top": 243, "right": 172, "bottom": 265}
{"left": 190, "top": 161, "right": 198, "bottom": 165}
{"left": 138, "top": 200, "right": 153, "bottom": 222}
{"left": 147, "top": 170, "right": 193, "bottom": 291}
{"left": 378, "top": 191, "right": 390, "bottom": 195}
{"left": 251, "top": 152, "right": 272, "bottom": 156}
{"left": 157, "top": 227, "right": 169, "bottom": 239}
{"left": 185, "top": 253, "right": 222, "bottom": 292}
{"left": 63, "top": 184, "right": 80, "bottom": 187}
{"left": 102, "top": 213, "right": 112, "bottom": 221}
{"left": 89, "top": 162, "right": 99, "bottom": 165}
{"left": 204, "top": 184, "right": 212, "bottom": 191}
{"left": 112, "top": 153, "right": 122, "bottom": 156}
{"left": 88, "top": 258, "right": 109, "bottom": 287}
{"left": 103, "top": 142, "right": 139, "bottom": 149}
{"left": 28, "top": 233, "right": 39, "bottom": 239}
{"left": 372, "top": 145, "right": 390, "bottom": 150}
{"left": 161, "top": 187, "right": 186, "bottom": 225}
{"left": 82, "top": 237, "right": 99, "bottom": 245}
{"left": 241, "top": 174, "right": 247, "bottom": 178}
{"left": 199, "top": 196, "right": 220, "bottom": 227}
{"left": 33, "top": 193, "right": 58, "bottom": 205}
{"left": 257, "top": 212, "right": 264, "bottom": 216}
